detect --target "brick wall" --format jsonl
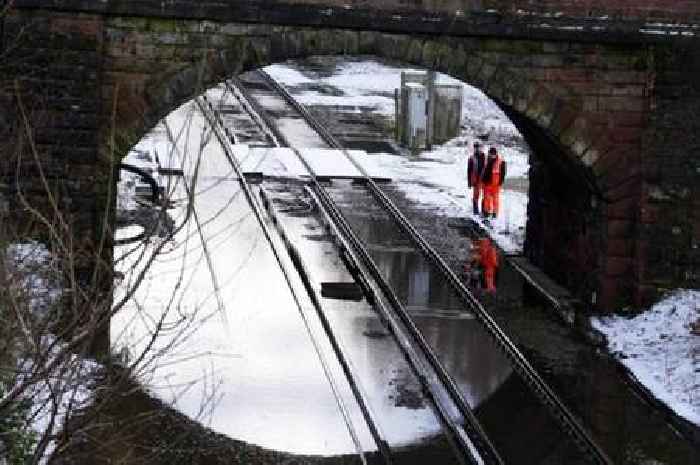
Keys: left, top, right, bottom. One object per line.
{"left": 4, "top": 3, "right": 698, "bottom": 311}
{"left": 637, "top": 43, "right": 700, "bottom": 305}
{"left": 1, "top": 9, "right": 110, "bottom": 282}
{"left": 259, "top": 1, "right": 700, "bottom": 20}
{"left": 479, "top": 0, "right": 700, "bottom": 20}
{"left": 10, "top": 1, "right": 700, "bottom": 28}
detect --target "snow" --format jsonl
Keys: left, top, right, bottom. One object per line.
{"left": 275, "top": 117, "right": 331, "bottom": 148}
{"left": 264, "top": 58, "right": 531, "bottom": 253}
{"left": 264, "top": 64, "right": 314, "bottom": 86}
{"left": 592, "top": 290, "right": 700, "bottom": 426}
{"left": 18, "top": 344, "right": 100, "bottom": 463}
{"left": 115, "top": 225, "right": 145, "bottom": 241}
{"left": 3, "top": 243, "right": 99, "bottom": 463}
{"left": 237, "top": 146, "right": 363, "bottom": 178}
{"left": 5, "top": 242, "right": 61, "bottom": 315}
{"left": 358, "top": 144, "right": 527, "bottom": 253}
{"left": 111, "top": 100, "right": 366, "bottom": 454}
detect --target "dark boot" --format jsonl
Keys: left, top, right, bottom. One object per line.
{"left": 472, "top": 200, "right": 479, "bottom": 215}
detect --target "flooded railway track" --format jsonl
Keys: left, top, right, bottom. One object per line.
{"left": 198, "top": 71, "right": 614, "bottom": 465}
{"left": 203, "top": 77, "right": 493, "bottom": 465}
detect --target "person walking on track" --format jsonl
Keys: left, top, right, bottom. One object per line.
{"left": 467, "top": 141, "right": 486, "bottom": 215}
{"left": 481, "top": 147, "right": 506, "bottom": 219}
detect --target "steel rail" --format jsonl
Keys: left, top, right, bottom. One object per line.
{"left": 195, "top": 95, "right": 373, "bottom": 465}
{"left": 223, "top": 77, "right": 283, "bottom": 148}
{"left": 304, "top": 174, "right": 493, "bottom": 465}
{"left": 252, "top": 70, "right": 503, "bottom": 464}
{"left": 229, "top": 72, "right": 463, "bottom": 461}
{"left": 235, "top": 71, "right": 497, "bottom": 465}
{"left": 255, "top": 68, "right": 613, "bottom": 465}
{"left": 290, "top": 144, "right": 488, "bottom": 465}
{"left": 258, "top": 185, "right": 393, "bottom": 465}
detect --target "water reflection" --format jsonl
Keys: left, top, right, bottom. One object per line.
{"left": 329, "top": 181, "right": 699, "bottom": 465}
{"left": 327, "top": 181, "right": 600, "bottom": 464}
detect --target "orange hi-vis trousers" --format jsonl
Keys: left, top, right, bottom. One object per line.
{"left": 482, "top": 185, "right": 501, "bottom": 216}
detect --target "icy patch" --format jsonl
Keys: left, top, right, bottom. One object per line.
{"left": 295, "top": 93, "right": 396, "bottom": 116}
{"left": 592, "top": 290, "right": 700, "bottom": 426}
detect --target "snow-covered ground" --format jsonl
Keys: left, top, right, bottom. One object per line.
{"left": 592, "top": 290, "right": 700, "bottom": 426}
{"left": 265, "top": 58, "right": 531, "bottom": 253}
{"left": 2, "top": 241, "right": 99, "bottom": 464}
{"left": 5, "top": 242, "right": 61, "bottom": 315}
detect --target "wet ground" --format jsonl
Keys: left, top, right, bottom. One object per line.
{"left": 104, "top": 57, "right": 698, "bottom": 465}
{"left": 263, "top": 56, "right": 699, "bottom": 463}
{"left": 261, "top": 180, "right": 462, "bottom": 462}
{"left": 113, "top": 101, "right": 366, "bottom": 456}
{"left": 324, "top": 179, "right": 591, "bottom": 465}
{"left": 362, "top": 180, "right": 699, "bottom": 465}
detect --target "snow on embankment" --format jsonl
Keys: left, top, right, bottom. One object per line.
{"left": 592, "top": 290, "right": 700, "bottom": 426}
{"left": 2, "top": 242, "right": 98, "bottom": 464}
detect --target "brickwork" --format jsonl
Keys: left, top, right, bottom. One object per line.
{"left": 93, "top": 20, "right": 659, "bottom": 311}
{"left": 479, "top": 0, "right": 700, "bottom": 20}
{"left": 12, "top": 0, "right": 700, "bottom": 21}
{"left": 1, "top": 8, "right": 112, "bottom": 294}
{"left": 2, "top": 2, "right": 699, "bottom": 311}
{"left": 636, "top": 44, "right": 700, "bottom": 306}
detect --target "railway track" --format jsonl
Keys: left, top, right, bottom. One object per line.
{"left": 206, "top": 78, "right": 498, "bottom": 465}
{"left": 205, "top": 77, "right": 494, "bottom": 464}
{"left": 198, "top": 70, "right": 614, "bottom": 465}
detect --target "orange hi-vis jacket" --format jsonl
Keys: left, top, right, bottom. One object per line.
{"left": 483, "top": 155, "right": 503, "bottom": 188}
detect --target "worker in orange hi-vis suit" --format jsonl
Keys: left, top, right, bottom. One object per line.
{"left": 477, "top": 237, "right": 499, "bottom": 293}
{"left": 481, "top": 147, "right": 507, "bottom": 219}
{"left": 467, "top": 141, "right": 486, "bottom": 215}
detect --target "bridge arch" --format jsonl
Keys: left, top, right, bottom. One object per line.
{"left": 123, "top": 28, "right": 600, "bottom": 189}
{"left": 1, "top": 0, "right": 698, "bottom": 323}
{"left": 110, "top": 25, "right": 619, "bottom": 307}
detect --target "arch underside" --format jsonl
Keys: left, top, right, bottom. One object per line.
{"left": 107, "top": 23, "right": 649, "bottom": 308}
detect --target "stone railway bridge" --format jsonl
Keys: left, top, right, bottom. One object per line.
{"left": 1, "top": 0, "right": 699, "bottom": 311}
